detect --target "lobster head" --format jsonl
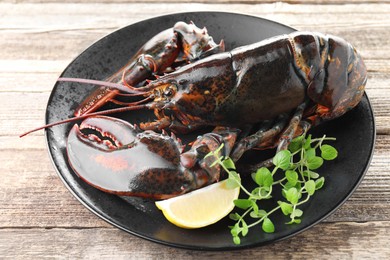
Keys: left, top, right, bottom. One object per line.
{"left": 142, "top": 52, "right": 236, "bottom": 131}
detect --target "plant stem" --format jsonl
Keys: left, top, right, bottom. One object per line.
{"left": 247, "top": 205, "right": 281, "bottom": 228}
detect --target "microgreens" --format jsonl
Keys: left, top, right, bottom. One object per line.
{"left": 206, "top": 134, "right": 338, "bottom": 245}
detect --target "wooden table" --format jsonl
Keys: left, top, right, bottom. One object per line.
{"left": 1, "top": 0, "right": 389, "bottom": 258}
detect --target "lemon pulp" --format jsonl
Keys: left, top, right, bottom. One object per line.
{"left": 155, "top": 179, "right": 240, "bottom": 229}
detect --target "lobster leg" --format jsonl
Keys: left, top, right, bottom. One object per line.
{"left": 252, "top": 120, "right": 311, "bottom": 169}
{"left": 245, "top": 102, "right": 311, "bottom": 170}
{"left": 274, "top": 102, "right": 308, "bottom": 151}
{"left": 231, "top": 102, "right": 310, "bottom": 166}
{"left": 140, "top": 109, "right": 205, "bottom": 134}
{"left": 230, "top": 114, "right": 289, "bottom": 162}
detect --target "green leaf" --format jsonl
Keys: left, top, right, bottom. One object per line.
{"left": 278, "top": 201, "right": 293, "bottom": 215}
{"left": 250, "top": 211, "right": 261, "bottom": 218}
{"left": 315, "top": 177, "right": 325, "bottom": 190}
{"left": 254, "top": 167, "right": 273, "bottom": 187}
{"left": 288, "top": 135, "right": 304, "bottom": 153}
{"left": 321, "top": 144, "right": 338, "bottom": 160}
{"left": 251, "top": 200, "right": 259, "bottom": 214}
{"left": 304, "top": 135, "right": 312, "bottom": 149}
{"left": 305, "top": 148, "right": 316, "bottom": 160}
{"left": 285, "top": 170, "right": 298, "bottom": 186}
{"left": 288, "top": 142, "right": 301, "bottom": 153}
{"left": 226, "top": 178, "right": 240, "bottom": 189}
{"left": 250, "top": 209, "right": 267, "bottom": 219}
{"left": 286, "top": 187, "right": 299, "bottom": 204}
{"left": 228, "top": 169, "right": 240, "bottom": 181}
{"left": 233, "top": 236, "right": 241, "bottom": 245}
{"left": 291, "top": 208, "right": 303, "bottom": 218}
{"left": 273, "top": 150, "right": 292, "bottom": 170}
{"left": 222, "top": 157, "right": 236, "bottom": 170}
{"left": 242, "top": 221, "right": 249, "bottom": 236}
{"left": 226, "top": 168, "right": 241, "bottom": 189}
{"left": 234, "top": 199, "right": 252, "bottom": 210}
{"left": 303, "top": 170, "right": 319, "bottom": 179}
{"left": 230, "top": 224, "right": 240, "bottom": 236}
{"left": 287, "top": 218, "right": 302, "bottom": 224}
{"left": 251, "top": 187, "right": 261, "bottom": 196}
{"left": 259, "top": 210, "right": 267, "bottom": 217}
{"left": 229, "top": 213, "right": 240, "bottom": 221}
{"left": 262, "top": 217, "right": 275, "bottom": 233}
{"left": 307, "top": 156, "right": 324, "bottom": 170}
{"left": 309, "top": 171, "right": 320, "bottom": 179}
{"left": 282, "top": 188, "right": 287, "bottom": 199}
{"left": 305, "top": 180, "right": 316, "bottom": 195}
{"left": 292, "top": 135, "right": 305, "bottom": 143}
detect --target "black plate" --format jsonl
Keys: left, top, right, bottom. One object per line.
{"left": 45, "top": 12, "right": 375, "bottom": 250}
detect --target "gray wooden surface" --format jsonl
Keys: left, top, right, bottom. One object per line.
{"left": 1, "top": 1, "right": 389, "bottom": 258}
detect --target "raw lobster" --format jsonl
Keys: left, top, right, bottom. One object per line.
{"left": 22, "top": 31, "right": 367, "bottom": 199}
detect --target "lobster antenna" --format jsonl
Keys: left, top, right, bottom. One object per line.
{"left": 58, "top": 77, "right": 145, "bottom": 94}
{"left": 109, "top": 96, "right": 154, "bottom": 106}
{"left": 19, "top": 103, "right": 153, "bottom": 138}
{"left": 115, "top": 92, "right": 147, "bottom": 97}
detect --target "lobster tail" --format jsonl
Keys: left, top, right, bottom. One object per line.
{"left": 298, "top": 33, "right": 367, "bottom": 122}
{"left": 323, "top": 36, "right": 366, "bottom": 110}
{"left": 342, "top": 45, "right": 367, "bottom": 113}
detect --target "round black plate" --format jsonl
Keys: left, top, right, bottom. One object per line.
{"left": 45, "top": 12, "right": 375, "bottom": 250}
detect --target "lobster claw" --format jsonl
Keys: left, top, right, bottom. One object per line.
{"left": 180, "top": 126, "right": 240, "bottom": 181}
{"left": 173, "top": 21, "right": 225, "bottom": 61}
{"left": 67, "top": 116, "right": 239, "bottom": 199}
{"left": 67, "top": 116, "right": 187, "bottom": 199}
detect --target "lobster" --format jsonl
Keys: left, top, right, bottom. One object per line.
{"left": 22, "top": 31, "right": 367, "bottom": 199}
{"left": 75, "top": 21, "right": 224, "bottom": 117}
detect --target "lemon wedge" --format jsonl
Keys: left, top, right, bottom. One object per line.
{"left": 155, "top": 179, "right": 240, "bottom": 229}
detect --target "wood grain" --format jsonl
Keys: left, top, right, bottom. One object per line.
{"left": 2, "top": 0, "right": 390, "bottom": 4}
{"left": 1, "top": 222, "right": 389, "bottom": 258}
{"left": 1, "top": 0, "right": 390, "bottom": 258}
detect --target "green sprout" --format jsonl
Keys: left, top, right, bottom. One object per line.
{"left": 206, "top": 134, "right": 338, "bottom": 245}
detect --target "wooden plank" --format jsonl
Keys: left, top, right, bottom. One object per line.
{"left": 2, "top": 0, "right": 390, "bottom": 4}
{"left": 0, "top": 72, "right": 59, "bottom": 92}
{"left": 0, "top": 221, "right": 389, "bottom": 258}
{"left": 1, "top": 3, "right": 390, "bottom": 61}
{"left": 0, "top": 60, "right": 70, "bottom": 74}
{"left": 1, "top": 137, "right": 389, "bottom": 228}
{"left": 0, "top": 92, "right": 49, "bottom": 137}
{"left": 0, "top": 148, "right": 110, "bottom": 228}
{"left": 2, "top": 3, "right": 390, "bottom": 30}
